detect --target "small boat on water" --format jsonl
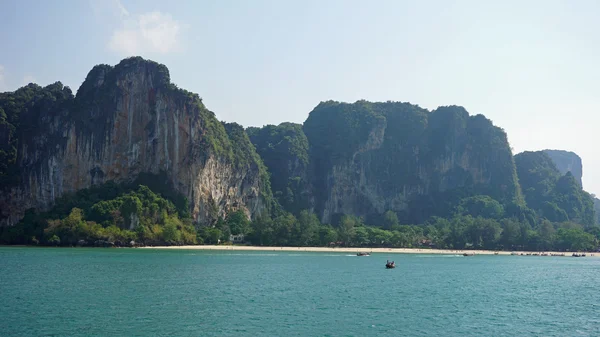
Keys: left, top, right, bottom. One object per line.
{"left": 385, "top": 260, "right": 396, "bottom": 269}
{"left": 357, "top": 252, "right": 370, "bottom": 256}
{"left": 463, "top": 252, "right": 475, "bottom": 257}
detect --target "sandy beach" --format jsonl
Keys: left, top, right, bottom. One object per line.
{"left": 140, "top": 245, "right": 598, "bottom": 257}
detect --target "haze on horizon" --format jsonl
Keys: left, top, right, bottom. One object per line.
{"left": 1, "top": 0, "right": 598, "bottom": 195}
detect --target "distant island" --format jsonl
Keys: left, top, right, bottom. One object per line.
{"left": 0, "top": 57, "right": 597, "bottom": 252}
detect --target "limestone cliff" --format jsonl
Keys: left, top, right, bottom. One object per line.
{"left": 303, "top": 101, "right": 522, "bottom": 224}
{"left": 543, "top": 149, "right": 583, "bottom": 187}
{"left": 0, "top": 57, "right": 269, "bottom": 226}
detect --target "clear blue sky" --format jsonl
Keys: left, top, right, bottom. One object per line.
{"left": 1, "top": 0, "right": 599, "bottom": 195}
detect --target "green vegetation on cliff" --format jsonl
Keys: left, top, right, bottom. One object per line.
{"left": 247, "top": 122, "right": 311, "bottom": 214}
{"left": 0, "top": 182, "right": 196, "bottom": 246}
{"left": 515, "top": 151, "right": 595, "bottom": 226}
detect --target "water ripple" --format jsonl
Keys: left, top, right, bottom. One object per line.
{"left": 1, "top": 248, "right": 599, "bottom": 336}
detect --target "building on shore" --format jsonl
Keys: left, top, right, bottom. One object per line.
{"left": 229, "top": 234, "right": 245, "bottom": 244}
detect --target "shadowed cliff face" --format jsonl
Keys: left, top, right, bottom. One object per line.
{"left": 303, "top": 102, "right": 521, "bottom": 224}
{"left": 247, "top": 123, "right": 314, "bottom": 215}
{"left": 543, "top": 149, "right": 583, "bottom": 187}
{"left": 0, "top": 57, "right": 268, "bottom": 226}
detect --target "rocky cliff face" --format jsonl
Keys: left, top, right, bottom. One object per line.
{"left": 303, "top": 101, "right": 521, "bottom": 224}
{"left": 543, "top": 149, "right": 583, "bottom": 186}
{"left": 0, "top": 57, "right": 268, "bottom": 226}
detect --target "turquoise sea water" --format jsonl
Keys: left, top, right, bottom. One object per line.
{"left": 1, "top": 248, "right": 599, "bottom": 337}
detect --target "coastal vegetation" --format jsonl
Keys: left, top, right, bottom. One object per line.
{"left": 196, "top": 208, "right": 598, "bottom": 253}
{"left": 3, "top": 181, "right": 596, "bottom": 252}
{"left": 0, "top": 182, "right": 196, "bottom": 246}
